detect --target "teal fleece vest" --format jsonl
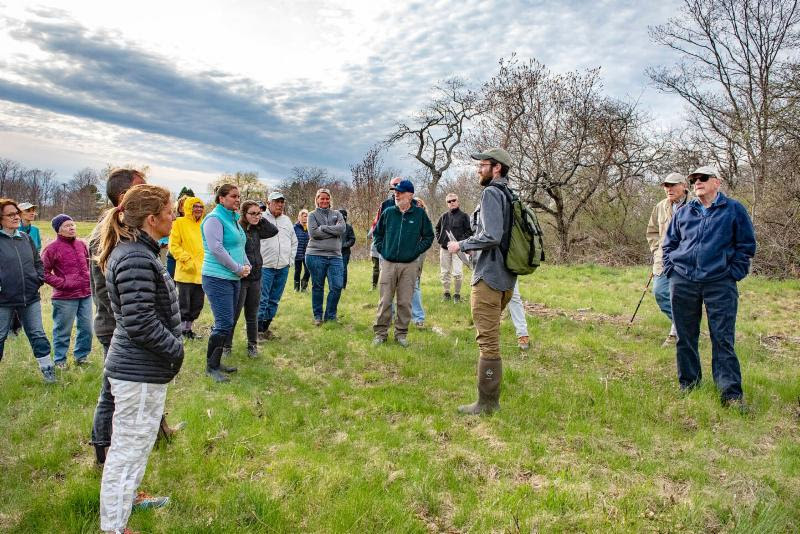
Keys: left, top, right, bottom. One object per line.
{"left": 201, "top": 204, "right": 247, "bottom": 280}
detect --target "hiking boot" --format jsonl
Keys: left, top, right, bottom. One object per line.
{"left": 453, "top": 294, "right": 462, "bottom": 303}
{"left": 414, "top": 320, "right": 425, "bottom": 328}
{"left": 300, "top": 280, "right": 309, "bottom": 292}
{"left": 261, "top": 329, "right": 277, "bottom": 341}
{"left": 219, "top": 362, "right": 238, "bottom": 374}
{"left": 132, "top": 492, "right": 170, "bottom": 510}
{"left": 313, "top": 318, "right": 323, "bottom": 327}
{"left": 722, "top": 397, "right": 749, "bottom": 414}
{"left": 187, "top": 330, "right": 203, "bottom": 340}
{"left": 372, "top": 336, "right": 386, "bottom": 346}
{"left": 93, "top": 444, "right": 109, "bottom": 466}
{"left": 396, "top": 336, "right": 409, "bottom": 348}
{"left": 75, "top": 358, "right": 89, "bottom": 366}
{"left": 518, "top": 336, "right": 530, "bottom": 351}
{"left": 442, "top": 292, "right": 452, "bottom": 302}
{"left": 247, "top": 343, "right": 259, "bottom": 358}
{"left": 458, "top": 359, "right": 502, "bottom": 415}
{"left": 54, "top": 361, "right": 67, "bottom": 369}
{"left": 206, "top": 368, "right": 229, "bottom": 382}
{"left": 41, "top": 366, "right": 56, "bottom": 383}
{"left": 661, "top": 334, "right": 678, "bottom": 348}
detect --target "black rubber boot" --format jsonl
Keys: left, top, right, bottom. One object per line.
{"left": 458, "top": 358, "right": 502, "bottom": 415}
{"left": 206, "top": 333, "right": 230, "bottom": 382}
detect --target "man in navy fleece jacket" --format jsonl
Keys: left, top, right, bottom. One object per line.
{"left": 661, "top": 166, "right": 756, "bottom": 407}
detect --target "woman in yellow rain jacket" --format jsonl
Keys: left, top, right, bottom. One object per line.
{"left": 169, "top": 196, "right": 206, "bottom": 339}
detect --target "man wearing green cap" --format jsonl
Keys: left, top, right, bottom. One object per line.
{"left": 448, "top": 147, "right": 516, "bottom": 414}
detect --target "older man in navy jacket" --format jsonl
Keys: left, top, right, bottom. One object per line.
{"left": 661, "top": 166, "right": 756, "bottom": 407}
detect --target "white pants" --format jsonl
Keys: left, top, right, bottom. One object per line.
{"left": 507, "top": 282, "right": 528, "bottom": 337}
{"left": 100, "top": 378, "right": 167, "bottom": 533}
{"left": 439, "top": 248, "right": 463, "bottom": 294}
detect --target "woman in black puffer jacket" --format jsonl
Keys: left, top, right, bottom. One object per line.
{"left": 224, "top": 199, "right": 278, "bottom": 358}
{"left": 94, "top": 184, "right": 182, "bottom": 534}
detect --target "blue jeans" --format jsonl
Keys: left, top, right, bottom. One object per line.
{"left": 0, "top": 301, "right": 52, "bottom": 362}
{"left": 202, "top": 275, "right": 240, "bottom": 338}
{"left": 305, "top": 255, "right": 343, "bottom": 321}
{"left": 257, "top": 266, "right": 289, "bottom": 325}
{"left": 670, "top": 272, "right": 743, "bottom": 401}
{"left": 52, "top": 296, "right": 93, "bottom": 363}
{"left": 411, "top": 276, "right": 425, "bottom": 322}
{"left": 652, "top": 273, "right": 672, "bottom": 322}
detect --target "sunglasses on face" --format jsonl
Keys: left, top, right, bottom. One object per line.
{"left": 689, "top": 174, "right": 712, "bottom": 185}
{"left": 447, "top": 199, "right": 458, "bottom": 203}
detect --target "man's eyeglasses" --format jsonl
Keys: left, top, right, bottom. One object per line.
{"left": 447, "top": 199, "right": 458, "bottom": 203}
{"left": 689, "top": 174, "right": 712, "bottom": 185}
{"left": 2, "top": 211, "right": 21, "bottom": 219}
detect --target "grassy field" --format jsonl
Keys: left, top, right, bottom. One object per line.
{"left": 1, "top": 222, "right": 799, "bottom": 532}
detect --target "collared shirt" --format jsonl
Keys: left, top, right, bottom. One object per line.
{"left": 1, "top": 228, "right": 21, "bottom": 238}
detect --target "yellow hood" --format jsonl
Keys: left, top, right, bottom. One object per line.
{"left": 182, "top": 196, "right": 205, "bottom": 220}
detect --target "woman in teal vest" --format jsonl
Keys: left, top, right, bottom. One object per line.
{"left": 201, "top": 184, "right": 250, "bottom": 382}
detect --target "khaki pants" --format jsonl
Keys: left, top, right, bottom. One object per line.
{"left": 439, "top": 248, "right": 464, "bottom": 294}
{"left": 374, "top": 260, "right": 418, "bottom": 338}
{"left": 471, "top": 279, "right": 514, "bottom": 360}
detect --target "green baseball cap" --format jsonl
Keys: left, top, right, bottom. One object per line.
{"left": 471, "top": 147, "right": 512, "bottom": 168}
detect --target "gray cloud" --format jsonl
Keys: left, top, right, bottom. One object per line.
{"left": 0, "top": 1, "right": 684, "bottom": 182}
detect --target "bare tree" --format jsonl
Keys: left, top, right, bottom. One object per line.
{"left": 276, "top": 167, "right": 350, "bottom": 217}
{"left": 473, "top": 57, "right": 662, "bottom": 260}
{"left": 66, "top": 167, "right": 102, "bottom": 220}
{"left": 208, "top": 171, "right": 267, "bottom": 203}
{"left": 386, "top": 78, "right": 483, "bottom": 199}
{"left": 349, "top": 145, "right": 392, "bottom": 228}
{"left": 648, "top": 0, "right": 800, "bottom": 217}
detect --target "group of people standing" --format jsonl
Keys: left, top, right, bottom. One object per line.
{"left": 0, "top": 144, "right": 758, "bottom": 532}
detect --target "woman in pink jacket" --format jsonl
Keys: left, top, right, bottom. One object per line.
{"left": 42, "top": 214, "right": 92, "bottom": 367}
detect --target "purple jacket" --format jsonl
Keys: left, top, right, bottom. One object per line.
{"left": 42, "top": 235, "right": 91, "bottom": 300}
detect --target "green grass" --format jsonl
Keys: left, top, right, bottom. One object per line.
{"left": 1, "top": 256, "right": 799, "bottom": 532}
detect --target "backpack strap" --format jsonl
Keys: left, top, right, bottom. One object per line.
{"left": 486, "top": 183, "right": 515, "bottom": 259}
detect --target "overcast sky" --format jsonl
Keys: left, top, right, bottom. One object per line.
{"left": 0, "top": 0, "right": 686, "bottom": 196}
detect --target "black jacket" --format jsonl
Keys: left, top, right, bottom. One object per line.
{"left": 89, "top": 221, "right": 115, "bottom": 344}
{"left": 242, "top": 218, "right": 278, "bottom": 281}
{"left": 435, "top": 208, "right": 473, "bottom": 249}
{"left": 0, "top": 230, "right": 44, "bottom": 308}
{"left": 104, "top": 233, "right": 184, "bottom": 384}
{"left": 341, "top": 224, "right": 356, "bottom": 256}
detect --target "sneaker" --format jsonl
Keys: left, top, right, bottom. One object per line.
{"left": 453, "top": 294, "right": 462, "bottom": 303}
{"left": 132, "top": 492, "right": 170, "bottom": 510}
{"left": 661, "top": 334, "right": 678, "bottom": 348}
{"left": 313, "top": 318, "right": 323, "bottom": 327}
{"left": 41, "top": 366, "right": 56, "bottom": 384}
{"left": 247, "top": 344, "right": 259, "bottom": 358}
{"left": 518, "top": 336, "right": 530, "bottom": 351}
{"left": 442, "top": 292, "right": 452, "bottom": 302}
{"left": 414, "top": 320, "right": 425, "bottom": 328}
{"left": 372, "top": 336, "right": 386, "bottom": 346}
{"left": 395, "top": 337, "right": 409, "bottom": 348}
{"left": 74, "top": 358, "right": 89, "bottom": 366}
{"left": 54, "top": 361, "right": 67, "bottom": 369}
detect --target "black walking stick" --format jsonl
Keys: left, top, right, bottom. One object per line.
{"left": 626, "top": 272, "right": 654, "bottom": 332}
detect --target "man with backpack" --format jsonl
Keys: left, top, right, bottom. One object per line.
{"left": 448, "top": 147, "right": 517, "bottom": 415}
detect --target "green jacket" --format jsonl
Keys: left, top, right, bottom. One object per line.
{"left": 374, "top": 204, "right": 434, "bottom": 263}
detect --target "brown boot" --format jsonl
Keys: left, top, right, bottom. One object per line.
{"left": 156, "top": 415, "right": 186, "bottom": 442}
{"left": 458, "top": 358, "right": 502, "bottom": 415}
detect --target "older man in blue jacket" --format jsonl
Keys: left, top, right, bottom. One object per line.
{"left": 661, "top": 166, "right": 756, "bottom": 407}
